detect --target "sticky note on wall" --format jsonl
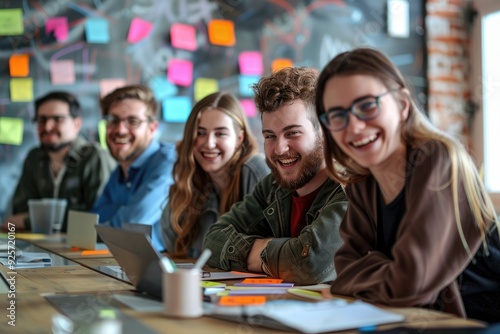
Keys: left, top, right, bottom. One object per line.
{"left": 194, "top": 78, "right": 219, "bottom": 102}
{"left": 99, "top": 79, "right": 126, "bottom": 97}
{"left": 167, "top": 59, "right": 193, "bottom": 87}
{"left": 272, "top": 58, "right": 293, "bottom": 72}
{"left": 149, "top": 76, "right": 178, "bottom": 100}
{"left": 208, "top": 19, "right": 235, "bottom": 47}
{"left": 50, "top": 60, "right": 75, "bottom": 84}
{"left": 127, "top": 17, "right": 153, "bottom": 43}
{"left": 46, "top": 17, "right": 69, "bottom": 42}
{"left": 85, "top": 18, "right": 110, "bottom": 43}
{"left": 0, "top": 9, "right": 24, "bottom": 36}
{"left": 162, "top": 96, "right": 192, "bottom": 123}
{"left": 10, "top": 78, "right": 33, "bottom": 102}
{"left": 238, "top": 75, "right": 260, "bottom": 97}
{"left": 0, "top": 117, "right": 24, "bottom": 145}
{"left": 240, "top": 99, "right": 257, "bottom": 118}
{"left": 171, "top": 23, "right": 197, "bottom": 51}
{"left": 9, "top": 54, "right": 29, "bottom": 77}
{"left": 239, "top": 51, "right": 263, "bottom": 76}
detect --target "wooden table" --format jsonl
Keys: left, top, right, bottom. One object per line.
{"left": 0, "top": 235, "right": 487, "bottom": 333}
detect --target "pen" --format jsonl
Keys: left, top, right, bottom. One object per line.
{"left": 193, "top": 249, "right": 212, "bottom": 270}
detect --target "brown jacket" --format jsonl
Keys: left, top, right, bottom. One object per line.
{"left": 330, "top": 140, "right": 483, "bottom": 317}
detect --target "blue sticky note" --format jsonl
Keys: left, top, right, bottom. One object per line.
{"left": 162, "top": 96, "right": 192, "bottom": 123}
{"left": 238, "top": 75, "right": 260, "bottom": 97}
{"left": 149, "top": 76, "right": 178, "bottom": 100}
{"left": 85, "top": 18, "right": 110, "bottom": 43}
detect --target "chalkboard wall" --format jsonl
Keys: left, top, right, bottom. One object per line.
{"left": 0, "top": 0, "right": 426, "bottom": 220}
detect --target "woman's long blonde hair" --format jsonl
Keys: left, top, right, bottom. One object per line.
{"left": 315, "top": 48, "right": 498, "bottom": 253}
{"left": 169, "top": 92, "right": 258, "bottom": 256}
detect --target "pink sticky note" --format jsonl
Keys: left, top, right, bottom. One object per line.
{"left": 127, "top": 17, "right": 153, "bottom": 43}
{"left": 167, "top": 59, "right": 193, "bottom": 87}
{"left": 239, "top": 51, "right": 263, "bottom": 76}
{"left": 170, "top": 23, "right": 197, "bottom": 51}
{"left": 99, "top": 79, "right": 126, "bottom": 97}
{"left": 46, "top": 17, "right": 68, "bottom": 42}
{"left": 50, "top": 60, "right": 75, "bottom": 84}
{"left": 240, "top": 99, "right": 257, "bottom": 118}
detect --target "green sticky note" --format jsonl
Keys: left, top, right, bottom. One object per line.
{"left": 10, "top": 78, "right": 33, "bottom": 102}
{"left": 0, "top": 9, "right": 24, "bottom": 36}
{"left": 99, "top": 309, "right": 116, "bottom": 319}
{"left": 194, "top": 78, "right": 219, "bottom": 102}
{"left": 0, "top": 117, "right": 24, "bottom": 146}
{"left": 98, "top": 119, "right": 107, "bottom": 149}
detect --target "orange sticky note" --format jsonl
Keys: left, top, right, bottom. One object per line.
{"left": 81, "top": 249, "right": 111, "bottom": 256}
{"left": 272, "top": 58, "right": 293, "bottom": 72}
{"left": 208, "top": 19, "right": 235, "bottom": 47}
{"left": 218, "top": 296, "right": 266, "bottom": 306}
{"left": 9, "top": 54, "right": 29, "bottom": 77}
{"left": 241, "top": 278, "right": 283, "bottom": 284}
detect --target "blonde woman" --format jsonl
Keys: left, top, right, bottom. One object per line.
{"left": 161, "top": 92, "right": 269, "bottom": 258}
{"left": 315, "top": 48, "right": 499, "bottom": 319}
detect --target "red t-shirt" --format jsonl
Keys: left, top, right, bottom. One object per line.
{"left": 290, "top": 186, "right": 322, "bottom": 237}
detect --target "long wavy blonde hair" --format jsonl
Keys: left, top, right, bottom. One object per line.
{"left": 315, "top": 48, "right": 498, "bottom": 254}
{"left": 169, "top": 92, "right": 258, "bottom": 256}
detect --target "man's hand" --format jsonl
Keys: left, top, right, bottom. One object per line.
{"left": 247, "top": 238, "right": 271, "bottom": 272}
{"left": 2, "top": 213, "right": 28, "bottom": 231}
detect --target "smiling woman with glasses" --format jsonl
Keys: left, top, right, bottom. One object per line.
{"left": 315, "top": 48, "right": 500, "bottom": 321}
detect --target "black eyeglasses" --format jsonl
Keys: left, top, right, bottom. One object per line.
{"left": 103, "top": 114, "right": 151, "bottom": 129}
{"left": 320, "top": 90, "right": 398, "bottom": 132}
{"left": 34, "top": 115, "right": 71, "bottom": 125}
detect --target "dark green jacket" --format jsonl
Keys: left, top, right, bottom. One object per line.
{"left": 12, "top": 136, "right": 115, "bottom": 230}
{"left": 203, "top": 173, "right": 348, "bottom": 285}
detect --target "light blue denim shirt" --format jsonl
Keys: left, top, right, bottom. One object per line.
{"left": 92, "top": 140, "right": 176, "bottom": 251}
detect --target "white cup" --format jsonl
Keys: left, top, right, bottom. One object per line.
{"left": 162, "top": 268, "right": 203, "bottom": 318}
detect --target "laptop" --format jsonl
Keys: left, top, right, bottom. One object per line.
{"left": 66, "top": 210, "right": 100, "bottom": 250}
{"left": 95, "top": 225, "right": 267, "bottom": 301}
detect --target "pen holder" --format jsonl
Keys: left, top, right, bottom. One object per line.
{"left": 162, "top": 268, "right": 203, "bottom": 318}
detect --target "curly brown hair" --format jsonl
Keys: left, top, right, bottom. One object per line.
{"left": 252, "top": 67, "right": 320, "bottom": 130}
{"left": 100, "top": 84, "right": 157, "bottom": 119}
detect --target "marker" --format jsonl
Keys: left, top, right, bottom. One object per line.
{"left": 193, "top": 249, "right": 212, "bottom": 270}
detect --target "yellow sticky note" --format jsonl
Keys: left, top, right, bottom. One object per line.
{"left": 9, "top": 54, "right": 29, "bottom": 77}
{"left": 0, "top": 117, "right": 24, "bottom": 146}
{"left": 194, "top": 78, "right": 219, "bottom": 102}
{"left": 208, "top": 19, "right": 235, "bottom": 47}
{"left": 0, "top": 9, "right": 24, "bottom": 36}
{"left": 272, "top": 58, "right": 294, "bottom": 73}
{"left": 10, "top": 78, "right": 34, "bottom": 102}
{"left": 98, "top": 119, "right": 108, "bottom": 149}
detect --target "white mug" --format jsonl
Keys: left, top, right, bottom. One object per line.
{"left": 163, "top": 268, "right": 203, "bottom": 318}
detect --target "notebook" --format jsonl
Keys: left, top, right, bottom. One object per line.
{"left": 66, "top": 211, "right": 100, "bottom": 250}
{"left": 95, "top": 225, "right": 267, "bottom": 300}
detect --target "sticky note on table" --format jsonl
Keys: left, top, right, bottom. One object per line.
{"left": 167, "top": 59, "right": 193, "bottom": 87}
{"left": 10, "top": 78, "right": 33, "bottom": 102}
{"left": 0, "top": 9, "right": 24, "bottom": 36}
{"left": 272, "top": 58, "right": 293, "bottom": 72}
{"left": 162, "top": 96, "right": 191, "bottom": 123}
{"left": 171, "top": 23, "right": 197, "bottom": 51}
{"left": 99, "top": 79, "right": 126, "bottom": 97}
{"left": 9, "top": 54, "right": 29, "bottom": 77}
{"left": 85, "top": 17, "right": 109, "bottom": 43}
{"left": 50, "top": 60, "right": 75, "bottom": 84}
{"left": 240, "top": 99, "right": 257, "bottom": 118}
{"left": 127, "top": 17, "right": 153, "bottom": 43}
{"left": 194, "top": 78, "right": 218, "bottom": 102}
{"left": 0, "top": 117, "right": 23, "bottom": 145}
{"left": 46, "top": 17, "right": 68, "bottom": 42}
{"left": 238, "top": 75, "right": 259, "bottom": 97}
{"left": 241, "top": 278, "right": 283, "bottom": 284}
{"left": 208, "top": 19, "right": 235, "bottom": 47}
{"left": 239, "top": 51, "right": 263, "bottom": 76}
{"left": 218, "top": 295, "right": 266, "bottom": 306}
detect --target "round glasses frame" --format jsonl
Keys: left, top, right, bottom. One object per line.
{"left": 320, "top": 90, "right": 398, "bottom": 132}
{"left": 103, "top": 114, "right": 151, "bottom": 129}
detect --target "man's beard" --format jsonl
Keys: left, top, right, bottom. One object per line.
{"left": 42, "top": 141, "right": 73, "bottom": 152}
{"left": 266, "top": 137, "right": 324, "bottom": 191}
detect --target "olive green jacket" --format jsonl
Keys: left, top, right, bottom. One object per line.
{"left": 203, "top": 173, "right": 348, "bottom": 285}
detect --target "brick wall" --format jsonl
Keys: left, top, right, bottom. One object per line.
{"left": 426, "top": 0, "right": 470, "bottom": 142}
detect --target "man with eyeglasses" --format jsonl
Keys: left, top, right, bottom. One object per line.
{"left": 203, "top": 67, "right": 348, "bottom": 284}
{"left": 91, "top": 85, "right": 176, "bottom": 252}
{"left": 3, "top": 91, "right": 115, "bottom": 231}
